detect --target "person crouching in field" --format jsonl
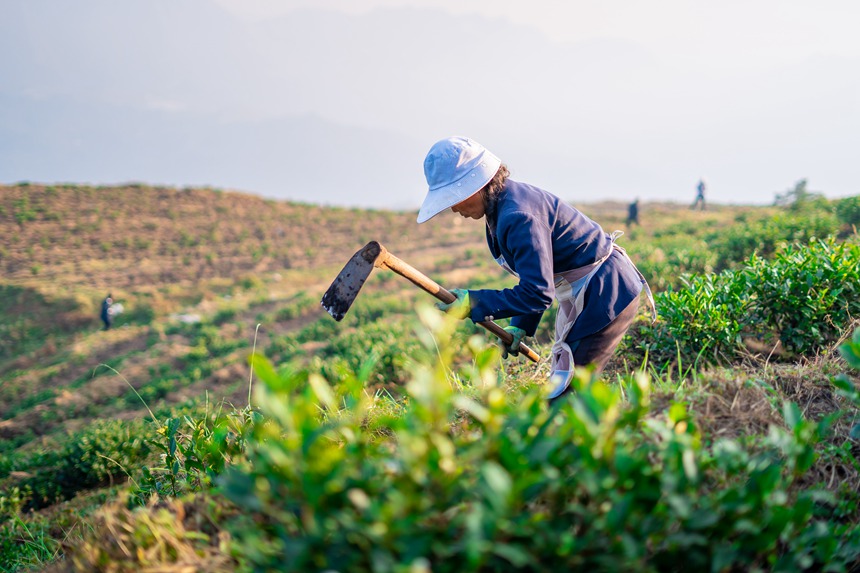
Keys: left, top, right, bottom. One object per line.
{"left": 417, "top": 136, "right": 655, "bottom": 400}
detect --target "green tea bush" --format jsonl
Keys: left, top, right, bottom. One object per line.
{"left": 134, "top": 408, "right": 252, "bottom": 502}
{"left": 835, "top": 195, "right": 860, "bottom": 230}
{"left": 832, "top": 326, "right": 860, "bottom": 441}
{"left": 709, "top": 210, "right": 841, "bottom": 271}
{"left": 640, "top": 238, "right": 860, "bottom": 365}
{"left": 318, "top": 319, "right": 424, "bottom": 386}
{"left": 179, "top": 323, "right": 248, "bottom": 365}
{"left": 642, "top": 270, "right": 750, "bottom": 366}
{"left": 2, "top": 420, "right": 152, "bottom": 513}
{"left": 628, "top": 236, "right": 716, "bottom": 291}
{"left": 206, "top": 326, "right": 860, "bottom": 572}
{"left": 212, "top": 307, "right": 238, "bottom": 326}
{"left": 275, "top": 291, "right": 316, "bottom": 322}
{"left": 745, "top": 239, "right": 860, "bottom": 355}
{"left": 265, "top": 333, "right": 303, "bottom": 363}
{"left": 839, "top": 327, "right": 860, "bottom": 371}
{"left": 0, "top": 460, "right": 12, "bottom": 481}
{"left": 51, "top": 315, "right": 858, "bottom": 572}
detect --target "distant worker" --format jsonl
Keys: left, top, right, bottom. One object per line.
{"left": 101, "top": 294, "right": 113, "bottom": 330}
{"left": 626, "top": 199, "right": 640, "bottom": 227}
{"left": 691, "top": 178, "right": 706, "bottom": 210}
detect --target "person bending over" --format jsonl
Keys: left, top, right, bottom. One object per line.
{"left": 417, "top": 136, "right": 654, "bottom": 399}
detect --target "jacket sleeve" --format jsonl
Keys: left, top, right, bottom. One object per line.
{"left": 510, "top": 312, "right": 544, "bottom": 337}
{"left": 468, "top": 211, "right": 555, "bottom": 334}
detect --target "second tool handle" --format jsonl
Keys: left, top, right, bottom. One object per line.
{"left": 377, "top": 249, "right": 541, "bottom": 363}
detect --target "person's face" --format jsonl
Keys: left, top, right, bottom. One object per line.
{"left": 451, "top": 192, "right": 485, "bottom": 220}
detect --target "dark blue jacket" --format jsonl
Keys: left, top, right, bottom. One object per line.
{"left": 467, "top": 180, "right": 643, "bottom": 341}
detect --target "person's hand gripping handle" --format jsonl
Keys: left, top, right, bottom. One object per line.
{"left": 377, "top": 252, "right": 540, "bottom": 363}
{"left": 433, "top": 289, "right": 540, "bottom": 363}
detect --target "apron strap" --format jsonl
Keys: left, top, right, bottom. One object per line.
{"left": 548, "top": 231, "right": 657, "bottom": 398}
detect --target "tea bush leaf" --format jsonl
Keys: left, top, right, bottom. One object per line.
{"left": 638, "top": 238, "right": 860, "bottom": 366}
{"left": 840, "top": 326, "right": 860, "bottom": 370}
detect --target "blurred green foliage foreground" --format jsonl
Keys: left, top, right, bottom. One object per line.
{"left": 7, "top": 313, "right": 857, "bottom": 573}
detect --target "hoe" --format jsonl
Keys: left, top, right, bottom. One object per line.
{"left": 320, "top": 241, "right": 540, "bottom": 363}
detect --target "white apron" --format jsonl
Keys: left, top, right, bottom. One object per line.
{"left": 494, "top": 231, "right": 656, "bottom": 398}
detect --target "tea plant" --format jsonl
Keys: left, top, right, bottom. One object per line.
{"left": 134, "top": 407, "right": 252, "bottom": 502}
{"left": 644, "top": 269, "right": 750, "bottom": 366}
{"left": 639, "top": 238, "right": 860, "bottom": 366}
{"left": 0, "top": 420, "right": 151, "bottom": 514}
{"left": 832, "top": 326, "right": 860, "bottom": 441}
{"left": 746, "top": 239, "right": 860, "bottom": 355}
{"left": 708, "top": 209, "right": 841, "bottom": 272}
{"left": 317, "top": 319, "right": 425, "bottom": 386}
{"left": 627, "top": 235, "right": 716, "bottom": 290}
{"left": 4, "top": 186, "right": 860, "bottom": 571}
{"left": 274, "top": 290, "right": 316, "bottom": 321}
{"left": 189, "top": 315, "right": 858, "bottom": 571}
{"left": 836, "top": 195, "right": 860, "bottom": 230}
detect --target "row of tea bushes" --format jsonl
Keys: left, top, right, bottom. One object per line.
{"left": 638, "top": 238, "right": 860, "bottom": 366}
{"left": 75, "top": 318, "right": 860, "bottom": 572}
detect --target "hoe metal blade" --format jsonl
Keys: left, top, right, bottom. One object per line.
{"left": 321, "top": 240, "right": 541, "bottom": 363}
{"left": 320, "top": 241, "right": 384, "bottom": 321}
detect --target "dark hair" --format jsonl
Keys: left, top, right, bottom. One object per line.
{"left": 481, "top": 164, "right": 510, "bottom": 227}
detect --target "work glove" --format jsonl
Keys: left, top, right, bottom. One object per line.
{"left": 435, "top": 288, "right": 471, "bottom": 320}
{"left": 499, "top": 325, "right": 527, "bottom": 359}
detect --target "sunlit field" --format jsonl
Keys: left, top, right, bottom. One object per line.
{"left": 2, "top": 183, "right": 860, "bottom": 572}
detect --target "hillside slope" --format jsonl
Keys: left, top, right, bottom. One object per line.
{"left": 0, "top": 183, "right": 758, "bottom": 462}
{"left": 0, "top": 183, "right": 493, "bottom": 453}
{"left": 0, "top": 183, "right": 722, "bottom": 448}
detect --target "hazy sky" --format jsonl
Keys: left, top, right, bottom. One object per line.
{"left": 2, "top": 0, "right": 858, "bottom": 207}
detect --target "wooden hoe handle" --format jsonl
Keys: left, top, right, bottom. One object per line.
{"left": 378, "top": 250, "right": 541, "bottom": 363}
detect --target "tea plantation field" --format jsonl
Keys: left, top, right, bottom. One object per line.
{"left": 1, "top": 183, "right": 860, "bottom": 572}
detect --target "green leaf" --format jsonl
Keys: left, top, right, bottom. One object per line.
{"left": 493, "top": 543, "right": 533, "bottom": 567}
{"left": 686, "top": 509, "right": 719, "bottom": 530}
{"left": 783, "top": 401, "right": 802, "bottom": 430}
{"left": 307, "top": 373, "right": 335, "bottom": 410}
{"left": 481, "top": 462, "right": 512, "bottom": 512}
{"left": 248, "top": 354, "right": 287, "bottom": 392}
{"left": 357, "top": 351, "right": 380, "bottom": 384}
{"left": 839, "top": 328, "right": 860, "bottom": 370}
{"left": 668, "top": 402, "right": 688, "bottom": 425}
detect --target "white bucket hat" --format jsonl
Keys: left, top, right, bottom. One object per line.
{"left": 417, "top": 136, "right": 502, "bottom": 224}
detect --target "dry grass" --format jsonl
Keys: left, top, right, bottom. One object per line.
{"left": 43, "top": 494, "right": 239, "bottom": 573}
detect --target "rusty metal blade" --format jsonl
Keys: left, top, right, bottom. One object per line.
{"left": 320, "top": 241, "right": 384, "bottom": 321}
